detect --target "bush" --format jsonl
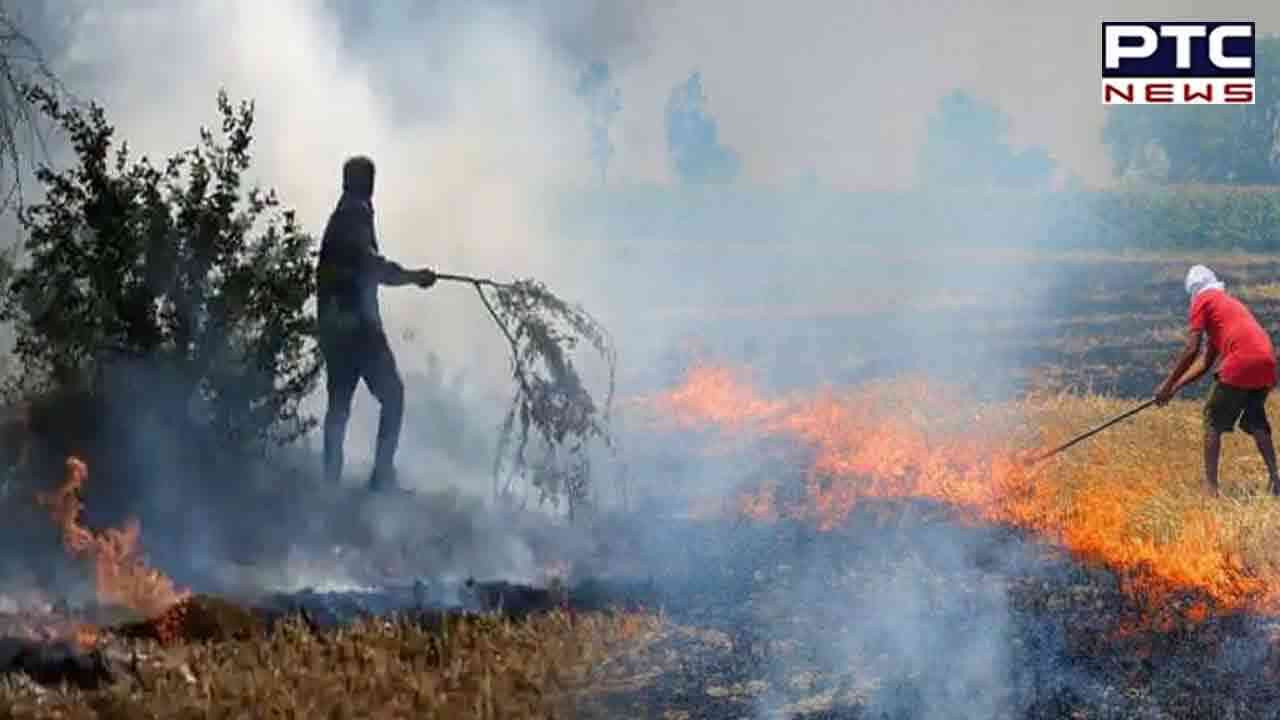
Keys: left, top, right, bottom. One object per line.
{"left": 0, "top": 86, "right": 319, "bottom": 458}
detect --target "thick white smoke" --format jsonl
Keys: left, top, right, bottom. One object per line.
{"left": 3, "top": 2, "right": 1278, "bottom": 714}
{"left": 34, "top": 0, "right": 1280, "bottom": 446}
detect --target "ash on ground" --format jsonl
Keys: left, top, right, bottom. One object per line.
{"left": 574, "top": 500, "right": 1280, "bottom": 720}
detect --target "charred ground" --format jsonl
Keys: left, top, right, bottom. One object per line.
{"left": 578, "top": 504, "right": 1280, "bottom": 719}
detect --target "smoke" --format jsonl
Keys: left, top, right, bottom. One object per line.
{"left": 609, "top": 0, "right": 1280, "bottom": 189}
{"left": 4, "top": 6, "right": 1279, "bottom": 715}
{"left": 25, "top": 0, "right": 1280, "bottom": 475}
{"left": 756, "top": 528, "right": 1017, "bottom": 719}
{"left": 0, "top": 2, "right": 1077, "bottom": 554}
{"left": 27, "top": 2, "right": 604, "bottom": 497}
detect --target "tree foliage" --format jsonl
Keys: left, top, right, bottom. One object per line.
{"left": 577, "top": 61, "right": 621, "bottom": 186}
{"left": 0, "top": 86, "right": 320, "bottom": 454}
{"left": 918, "top": 89, "right": 1057, "bottom": 189}
{"left": 467, "top": 278, "right": 616, "bottom": 522}
{"left": 666, "top": 71, "right": 741, "bottom": 185}
{"left": 0, "top": 5, "right": 61, "bottom": 212}
{"left": 1102, "top": 35, "right": 1280, "bottom": 184}
{"left": 1077, "top": 186, "right": 1280, "bottom": 251}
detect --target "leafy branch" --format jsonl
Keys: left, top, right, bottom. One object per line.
{"left": 446, "top": 274, "right": 617, "bottom": 521}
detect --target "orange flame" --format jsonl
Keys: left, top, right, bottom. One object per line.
{"left": 651, "top": 363, "right": 1272, "bottom": 617}
{"left": 0, "top": 615, "right": 102, "bottom": 650}
{"left": 73, "top": 623, "right": 101, "bottom": 648}
{"left": 38, "top": 457, "right": 189, "bottom": 619}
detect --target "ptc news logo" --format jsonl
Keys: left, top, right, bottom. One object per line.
{"left": 1102, "top": 21, "right": 1255, "bottom": 105}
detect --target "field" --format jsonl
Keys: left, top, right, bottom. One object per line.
{"left": 6, "top": 253, "right": 1280, "bottom": 718}
{"left": 641, "top": 251, "right": 1280, "bottom": 402}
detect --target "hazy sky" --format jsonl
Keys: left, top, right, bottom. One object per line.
{"left": 607, "top": 0, "right": 1280, "bottom": 189}
{"left": 36, "top": 1, "right": 1280, "bottom": 193}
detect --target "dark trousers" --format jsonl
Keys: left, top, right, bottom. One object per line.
{"left": 320, "top": 326, "right": 404, "bottom": 490}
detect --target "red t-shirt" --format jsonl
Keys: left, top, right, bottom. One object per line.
{"left": 1189, "top": 289, "right": 1277, "bottom": 389}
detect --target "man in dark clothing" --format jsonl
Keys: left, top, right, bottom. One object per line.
{"left": 317, "top": 156, "right": 437, "bottom": 491}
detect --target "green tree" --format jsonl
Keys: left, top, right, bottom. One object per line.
{"left": 0, "top": 5, "right": 62, "bottom": 212}
{"left": 577, "top": 61, "right": 621, "bottom": 186}
{"left": 1102, "top": 35, "right": 1280, "bottom": 184}
{"left": 918, "top": 89, "right": 1057, "bottom": 188}
{"left": 665, "top": 71, "right": 741, "bottom": 185}
{"left": 0, "top": 86, "right": 320, "bottom": 454}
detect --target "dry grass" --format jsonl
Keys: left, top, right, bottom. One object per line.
{"left": 656, "top": 363, "right": 1280, "bottom": 615}
{"left": 1024, "top": 389, "right": 1280, "bottom": 608}
{"left": 3, "top": 386, "right": 1279, "bottom": 717}
{"left": 1236, "top": 282, "right": 1280, "bottom": 303}
{"left": 0, "top": 610, "right": 665, "bottom": 719}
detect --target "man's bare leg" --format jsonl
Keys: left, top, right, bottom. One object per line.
{"left": 1249, "top": 427, "right": 1280, "bottom": 495}
{"left": 1204, "top": 429, "right": 1222, "bottom": 496}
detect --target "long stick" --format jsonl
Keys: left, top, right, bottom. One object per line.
{"left": 1025, "top": 399, "right": 1156, "bottom": 464}
{"left": 436, "top": 272, "right": 511, "bottom": 288}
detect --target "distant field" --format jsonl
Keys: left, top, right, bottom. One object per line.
{"left": 641, "top": 252, "right": 1280, "bottom": 402}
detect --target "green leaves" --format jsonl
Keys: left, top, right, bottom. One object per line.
{"left": 1077, "top": 186, "right": 1280, "bottom": 252}
{"left": 919, "top": 89, "right": 1057, "bottom": 190}
{"left": 1, "top": 84, "right": 320, "bottom": 456}
{"left": 1102, "top": 35, "right": 1280, "bottom": 184}
{"left": 477, "top": 279, "right": 616, "bottom": 521}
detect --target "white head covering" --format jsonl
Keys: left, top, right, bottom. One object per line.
{"left": 1185, "top": 264, "right": 1226, "bottom": 298}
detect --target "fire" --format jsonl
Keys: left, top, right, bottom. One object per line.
{"left": 656, "top": 364, "right": 784, "bottom": 430}
{"left": 38, "top": 457, "right": 189, "bottom": 619}
{"left": 0, "top": 614, "right": 102, "bottom": 650}
{"left": 651, "top": 363, "right": 1275, "bottom": 617}
{"left": 73, "top": 623, "right": 101, "bottom": 648}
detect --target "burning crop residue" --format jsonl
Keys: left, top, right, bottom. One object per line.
{"left": 38, "top": 457, "right": 189, "bottom": 619}
{"left": 647, "top": 363, "right": 1277, "bottom": 620}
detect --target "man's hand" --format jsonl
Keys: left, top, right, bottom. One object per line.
{"left": 1154, "top": 382, "right": 1177, "bottom": 406}
{"left": 414, "top": 268, "right": 438, "bottom": 289}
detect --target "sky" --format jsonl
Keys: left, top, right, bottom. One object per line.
{"left": 28, "top": 1, "right": 1280, "bottom": 193}
{"left": 607, "top": 0, "right": 1280, "bottom": 188}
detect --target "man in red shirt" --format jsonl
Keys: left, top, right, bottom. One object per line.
{"left": 1156, "top": 265, "right": 1280, "bottom": 496}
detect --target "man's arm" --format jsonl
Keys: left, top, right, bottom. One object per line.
{"left": 1176, "top": 340, "right": 1217, "bottom": 390}
{"left": 343, "top": 206, "right": 436, "bottom": 288}
{"left": 364, "top": 251, "right": 414, "bottom": 286}
{"left": 1155, "top": 329, "right": 1206, "bottom": 404}
{"left": 366, "top": 253, "right": 436, "bottom": 288}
